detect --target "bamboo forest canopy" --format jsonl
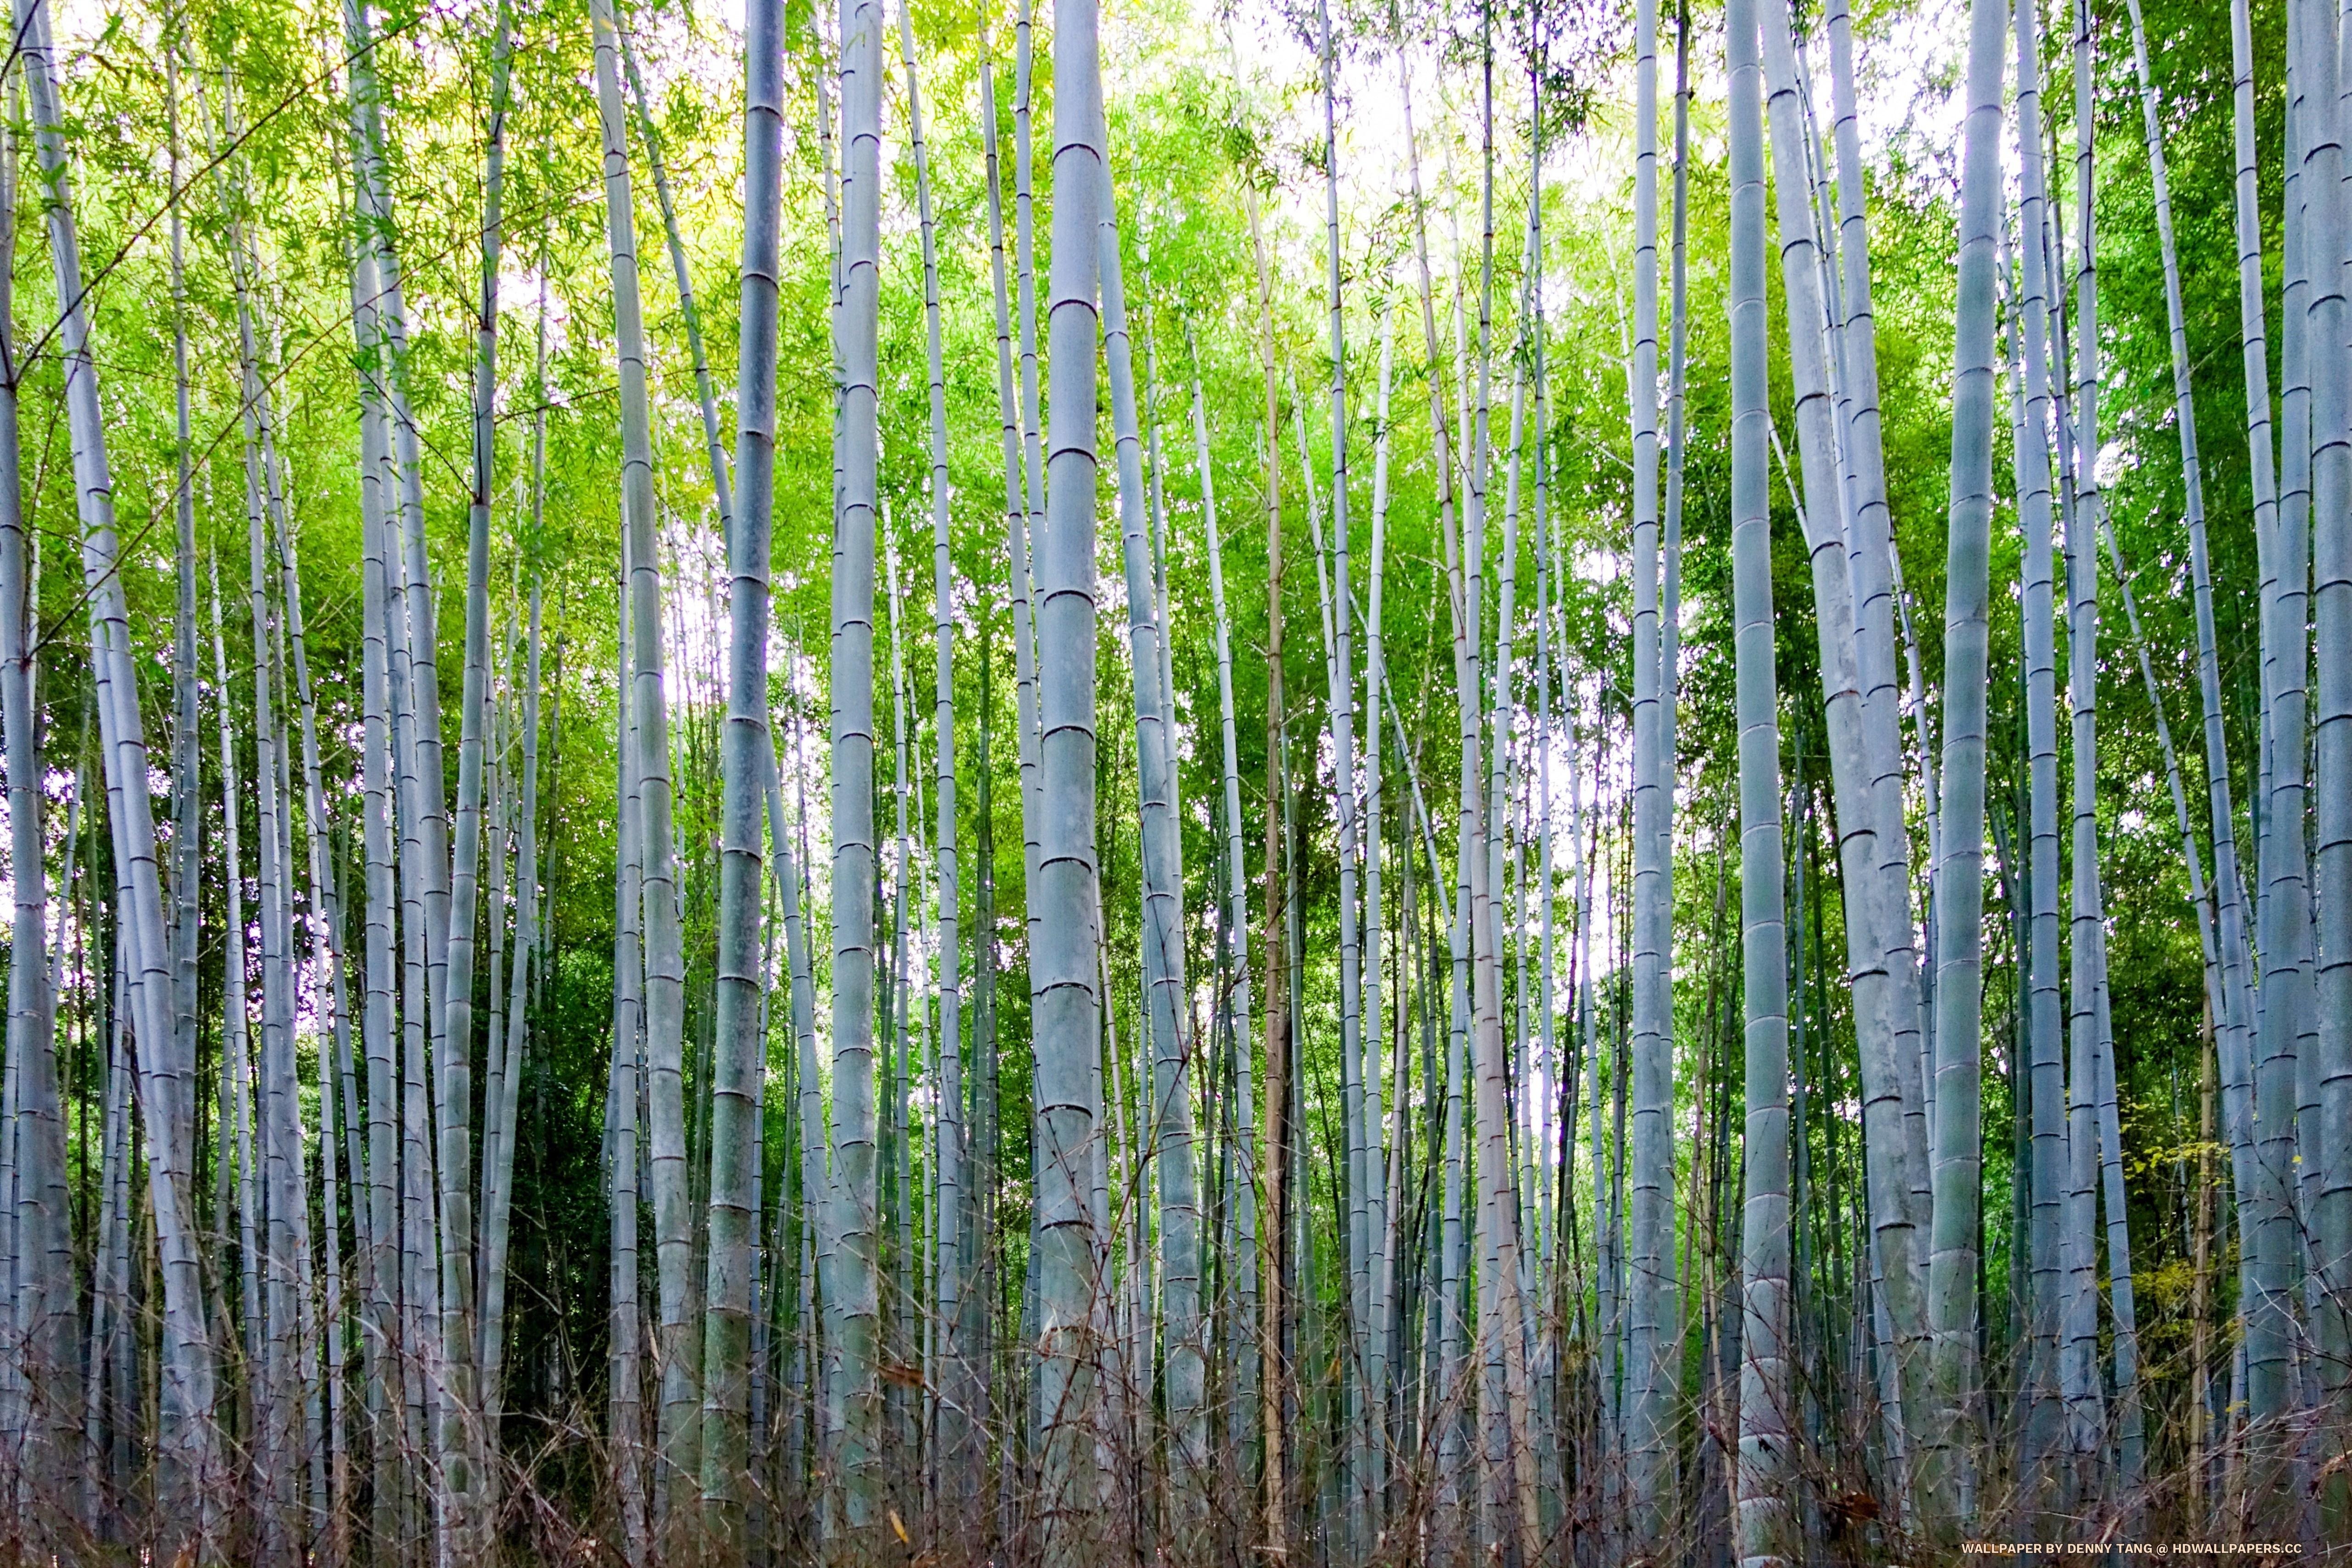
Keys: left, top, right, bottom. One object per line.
{"left": 0, "top": 0, "right": 2334, "bottom": 1558}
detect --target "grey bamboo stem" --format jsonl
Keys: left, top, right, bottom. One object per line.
{"left": 1919, "top": 0, "right": 2009, "bottom": 1533}
{"left": 21, "top": 0, "right": 220, "bottom": 1543}
{"left": 828, "top": 0, "right": 886, "bottom": 1540}
{"left": 1625, "top": 0, "right": 1679, "bottom": 1534}
{"left": 1761, "top": 0, "right": 1929, "bottom": 1510}
{"left": 1094, "top": 123, "right": 1203, "bottom": 1530}
{"left": 698, "top": 0, "right": 782, "bottom": 1540}
{"left": 1035, "top": 0, "right": 1108, "bottom": 1549}
{"left": 896, "top": 0, "right": 969, "bottom": 1509}
{"left": 591, "top": 0, "right": 698, "bottom": 1509}
{"left": 1194, "top": 357, "right": 1261, "bottom": 1481}
{"left": 1725, "top": 6, "right": 1794, "bottom": 1556}
{"left": 0, "top": 52, "right": 66, "bottom": 1542}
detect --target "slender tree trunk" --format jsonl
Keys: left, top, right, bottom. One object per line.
{"left": 1035, "top": 0, "right": 1108, "bottom": 1549}
{"left": 591, "top": 0, "right": 699, "bottom": 1514}
{"left": 345, "top": 180, "right": 405, "bottom": 1562}
{"left": 696, "top": 0, "right": 782, "bottom": 1544}
{"left": 1726, "top": 1, "right": 1792, "bottom": 1558}
{"left": 1821, "top": 0, "right": 1936, "bottom": 1262}
{"left": 348, "top": 19, "right": 455, "bottom": 1361}
{"left": 1450, "top": 28, "right": 1538, "bottom": 1558}
{"left": 1760, "top": 0, "right": 1930, "bottom": 1514}
{"left": 479, "top": 584, "right": 537, "bottom": 1474}
{"left": 2000, "top": 0, "right": 2069, "bottom": 1517}
{"left": 1240, "top": 129, "right": 1290, "bottom": 1566}
{"left": 2246, "top": 0, "right": 2316, "bottom": 1460}
{"left": 973, "top": 26, "right": 1028, "bottom": 1533}
{"left": 977, "top": 2, "right": 1037, "bottom": 876}
{"left": 1194, "top": 355, "right": 1261, "bottom": 1495}
{"left": 2312, "top": 0, "right": 2352, "bottom": 1502}
{"left": 2061, "top": 4, "right": 2132, "bottom": 1505}
{"left": 1303, "top": 9, "right": 1372, "bottom": 1544}
{"left": 1917, "top": 0, "right": 2008, "bottom": 1534}
{"left": 0, "top": 97, "right": 68, "bottom": 1560}
{"left": 1014, "top": 0, "right": 1047, "bottom": 691}
{"left": 20, "top": 0, "right": 218, "bottom": 1547}
{"left": 885, "top": 532, "right": 921, "bottom": 1497}
{"left": 611, "top": 577, "right": 650, "bottom": 1564}
{"left": 828, "top": 0, "right": 886, "bottom": 1542}
{"left": 1628, "top": 0, "right": 1702, "bottom": 1542}
{"left": 892, "top": 12, "right": 966, "bottom": 1518}
{"left": 226, "top": 237, "right": 305, "bottom": 1550}
{"left": 1655, "top": 57, "right": 1691, "bottom": 1505}
{"left": 980, "top": 51, "right": 1048, "bottom": 1522}
{"left": 270, "top": 289, "right": 358, "bottom": 1567}
{"left": 1626, "top": 0, "right": 1680, "bottom": 1537}
{"left": 475, "top": 248, "right": 553, "bottom": 1523}
{"left": 1364, "top": 295, "right": 1396, "bottom": 1543}
{"left": 1092, "top": 114, "right": 1202, "bottom": 1538}
{"left": 2222, "top": 2, "right": 2276, "bottom": 1463}
{"left": 447, "top": 0, "right": 516, "bottom": 1532}
{"left": 83, "top": 985, "right": 128, "bottom": 1540}
{"left": 211, "top": 558, "right": 266, "bottom": 1529}
{"left": 0, "top": 53, "right": 68, "bottom": 1548}
{"left": 2120, "top": 0, "right": 2260, "bottom": 1262}
{"left": 2195, "top": 1012, "right": 2218, "bottom": 1515}
{"left": 882, "top": 499, "right": 916, "bottom": 1497}
{"left": 164, "top": 56, "right": 204, "bottom": 1333}
{"left": 1477, "top": 334, "right": 1542, "bottom": 1568}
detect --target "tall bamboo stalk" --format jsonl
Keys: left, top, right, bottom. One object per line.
{"left": 428, "top": 6, "right": 513, "bottom": 1539}
{"left": 611, "top": 561, "right": 650, "bottom": 1563}
{"left": 2060, "top": 0, "right": 2136, "bottom": 1503}
{"left": 1760, "top": 0, "right": 1926, "bottom": 1511}
{"left": 2218, "top": 6, "right": 2274, "bottom": 1455}
{"left": 1821, "top": 0, "right": 1934, "bottom": 1254}
{"left": 226, "top": 238, "right": 304, "bottom": 1548}
{"left": 1036, "top": 0, "right": 1108, "bottom": 1548}
{"left": 2311, "top": 0, "right": 2352, "bottom": 1490}
{"left": 2246, "top": 0, "right": 2315, "bottom": 1455}
{"left": 20, "top": 0, "right": 218, "bottom": 1543}
{"left": 346, "top": 122, "right": 405, "bottom": 1548}
{"left": 2118, "top": 3, "right": 2258, "bottom": 1263}
{"left": 1194, "top": 355, "right": 1261, "bottom": 1487}
{"left": 1241, "top": 94, "right": 1291, "bottom": 1563}
{"left": 1363, "top": 294, "right": 1396, "bottom": 1540}
{"left": 1918, "top": 0, "right": 2009, "bottom": 1532}
{"left": 700, "top": 0, "right": 783, "bottom": 1541}
{"left": 1092, "top": 113, "right": 1202, "bottom": 1534}
{"left": 1623, "top": 0, "right": 1674, "bottom": 1533}
{"left": 269, "top": 270, "right": 358, "bottom": 1565}
{"left": 162, "top": 61, "right": 205, "bottom": 1438}
{"left": 827, "top": 0, "right": 886, "bottom": 1540}
{"left": 2006, "top": 0, "right": 2068, "bottom": 1505}
{"left": 1726, "top": 0, "right": 1792, "bottom": 1559}
{"left": 1396, "top": 41, "right": 1473, "bottom": 1536}
{"left": 591, "top": 0, "right": 698, "bottom": 1510}
{"left": 0, "top": 38, "right": 65, "bottom": 1542}
{"left": 1303, "top": 5, "right": 1371, "bottom": 1537}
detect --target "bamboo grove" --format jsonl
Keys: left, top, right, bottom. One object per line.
{"left": 0, "top": 0, "right": 2339, "bottom": 1557}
